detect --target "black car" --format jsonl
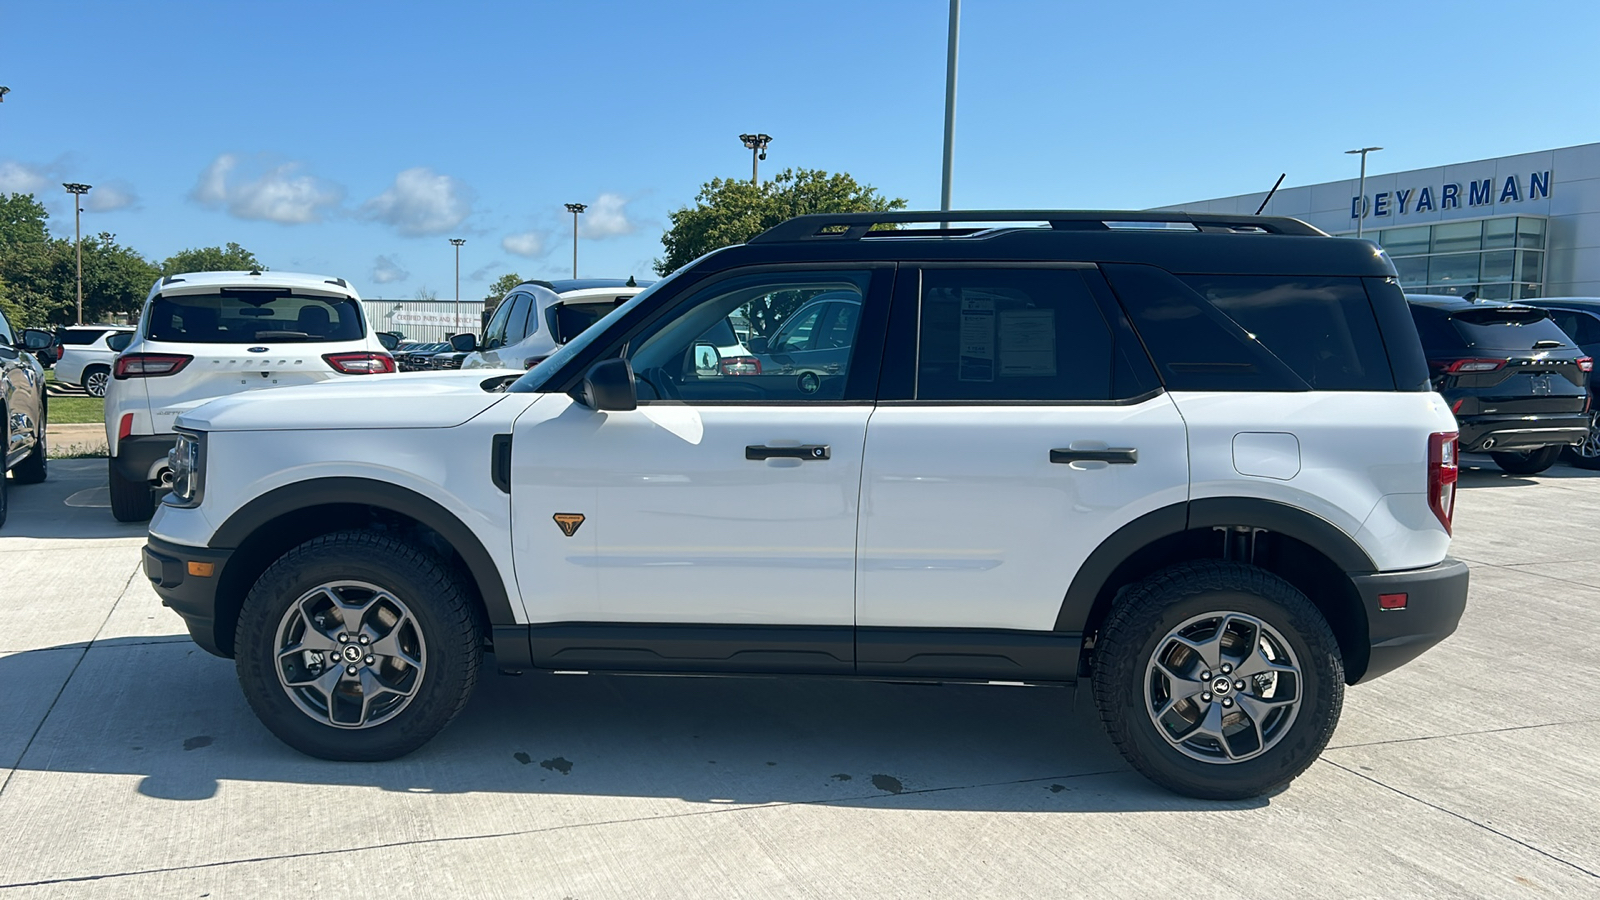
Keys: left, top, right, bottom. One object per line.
{"left": 395, "top": 342, "right": 449, "bottom": 371}
{"left": 1407, "top": 296, "right": 1592, "bottom": 474}
{"left": 1517, "top": 297, "right": 1600, "bottom": 469}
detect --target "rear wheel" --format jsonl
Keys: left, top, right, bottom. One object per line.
{"left": 1092, "top": 561, "right": 1344, "bottom": 800}
{"left": 82, "top": 365, "right": 110, "bottom": 398}
{"left": 1563, "top": 413, "right": 1600, "bottom": 470}
{"left": 108, "top": 457, "right": 156, "bottom": 522}
{"left": 1491, "top": 445, "right": 1563, "bottom": 475}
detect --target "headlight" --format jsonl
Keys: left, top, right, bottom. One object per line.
{"left": 165, "top": 429, "right": 206, "bottom": 508}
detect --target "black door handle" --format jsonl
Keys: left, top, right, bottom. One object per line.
{"left": 747, "top": 444, "right": 831, "bottom": 461}
{"left": 1051, "top": 448, "right": 1138, "bottom": 465}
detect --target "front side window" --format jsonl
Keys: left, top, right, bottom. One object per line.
{"left": 0, "top": 311, "right": 15, "bottom": 346}
{"left": 627, "top": 271, "right": 872, "bottom": 403}
{"left": 147, "top": 291, "right": 363, "bottom": 344}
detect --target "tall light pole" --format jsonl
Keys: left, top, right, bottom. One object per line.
{"left": 63, "top": 183, "right": 91, "bottom": 324}
{"left": 739, "top": 134, "right": 771, "bottom": 185}
{"left": 449, "top": 238, "right": 465, "bottom": 328}
{"left": 1345, "top": 146, "right": 1382, "bottom": 239}
{"left": 941, "top": 0, "right": 960, "bottom": 212}
{"left": 565, "top": 203, "right": 586, "bottom": 279}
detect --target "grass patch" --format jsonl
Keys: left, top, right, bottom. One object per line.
{"left": 49, "top": 395, "right": 105, "bottom": 425}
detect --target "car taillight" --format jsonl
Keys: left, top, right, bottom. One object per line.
{"left": 1433, "top": 358, "right": 1506, "bottom": 374}
{"left": 720, "top": 356, "right": 761, "bottom": 376}
{"left": 1578, "top": 356, "right": 1593, "bottom": 373}
{"left": 1428, "top": 432, "right": 1459, "bottom": 535}
{"left": 523, "top": 355, "right": 548, "bottom": 369}
{"left": 114, "top": 354, "right": 193, "bottom": 378}
{"left": 323, "top": 352, "right": 396, "bottom": 374}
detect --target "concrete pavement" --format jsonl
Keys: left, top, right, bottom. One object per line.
{"left": 0, "top": 457, "right": 1596, "bottom": 897}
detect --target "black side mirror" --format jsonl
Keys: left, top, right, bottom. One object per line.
{"left": 449, "top": 332, "right": 478, "bottom": 353}
{"left": 572, "top": 358, "right": 637, "bottom": 411}
{"left": 21, "top": 329, "right": 53, "bottom": 351}
{"left": 106, "top": 332, "right": 133, "bottom": 353}
{"left": 747, "top": 336, "right": 769, "bottom": 355}
{"left": 376, "top": 331, "right": 402, "bottom": 351}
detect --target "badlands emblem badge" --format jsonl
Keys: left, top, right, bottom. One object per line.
{"left": 552, "top": 513, "right": 586, "bottom": 537}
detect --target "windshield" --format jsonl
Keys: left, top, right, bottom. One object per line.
{"left": 147, "top": 290, "right": 364, "bottom": 344}
{"left": 508, "top": 268, "right": 687, "bottom": 392}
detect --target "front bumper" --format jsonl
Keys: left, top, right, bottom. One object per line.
{"left": 1350, "top": 557, "right": 1469, "bottom": 682}
{"left": 1456, "top": 415, "right": 1588, "bottom": 452}
{"left": 144, "top": 536, "right": 235, "bottom": 658}
{"left": 113, "top": 434, "right": 179, "bottom": 484}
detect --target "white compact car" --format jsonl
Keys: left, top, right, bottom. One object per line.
{"left": 457, "top": 278, "right": 653, "bottom": 370}
{"left": 106, "top": 270, "right": 394, "bottom": 522}
{"left": 53, "top": 325, "right": 135, "bottom": 397}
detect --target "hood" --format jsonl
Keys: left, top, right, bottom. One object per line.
{"left": 174, "top": 369, "right": 526, "bottom": 432}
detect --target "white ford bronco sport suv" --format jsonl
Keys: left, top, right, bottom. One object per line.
{"left": 144, "top": 211, "right": 1469, "bottom": 799}
{"left": 107, "top": 270, "right": 394, "bottom": 522}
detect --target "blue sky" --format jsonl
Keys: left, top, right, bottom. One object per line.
{"left": 3, "top": 0, "right": 1597, "bottom": 299}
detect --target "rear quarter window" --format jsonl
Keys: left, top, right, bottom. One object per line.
{"left": 147, "top": 291, "right": 364, "bottom": 344}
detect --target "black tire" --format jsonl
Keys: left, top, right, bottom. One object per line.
{"left": 1562, "top": 413, "right": 1600, "bottom": 470}
{"left": 234, "top": 530, "right": 482, "bottom": 761}
{"left": 11, "top": 406, "right": 48, "bottom": 485}
{"left": 82, "top": 365, "right": 110, "bottom": 398}
{"left": 1491, "top": 445, "right": 1563, "bottom": 475}
{"left": 0, "top": 446, "right": 9, "bottom": 530}
{"left": 108, "top": 457, "right": 156, "bottom": 522}
{"left": 1091, "top": 560, "right": 1344, "bottom": 800}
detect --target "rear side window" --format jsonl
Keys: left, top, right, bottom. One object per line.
{"left": 1180, "top": 276, "right": 1395, "bottom": 391}
{"left": 916, "top": 268, "right": 1125, "bottom": 402}
{"left": 147, "top": 291, "right": 363, "bottom": 344}
{"left": 1446, "top": 307, "right": 1574, "bottom": 351}
{"left": 59, "top": 329, "right": 108, "bottom": 345}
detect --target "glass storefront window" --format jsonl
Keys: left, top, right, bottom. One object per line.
{"left": 1516, "top": 250, "right": 1544, "bottom": 284}
{"left": 1484, "top": 218, "right": 1517, "bottom": 249}
{"left": 1392, "top": 256, "right": 1429, "bottom": 285}
{"left": 1476, "top": 284, "right": 1512, "bottom": 301}
{"left": 1381, "top": 226, "right": 1430, "bottom": 257}
{"left": 1517, "top": 217, "right": 1546, "bottom": 249}
{"left": 1432, "top": 220, "right": 1483, "bottom": 253}
{"left": 1517, "top": 284, "right": 1541, "bottom": 300}
{"left": 1429, "top": 253, "right": 1481, "bottom": 285}
{"left": 1479, "top": 250, "right": 1515, "bottom": 283}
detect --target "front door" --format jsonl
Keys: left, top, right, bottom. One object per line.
{"left": 510, "top": 266, "right": 892, "bottom": 672}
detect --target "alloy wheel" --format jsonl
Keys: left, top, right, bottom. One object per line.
{"left": 85, "top": 371, "right": 109, "bottom": 397}
{"left": 1578, "top": 412, "right": 1600, "bottom": 459}
{"left": 1144, "top": 611, "right": 1303, "bottom": 764}
{"left": 274, "top": 581, "right": 427, "bottom": 729}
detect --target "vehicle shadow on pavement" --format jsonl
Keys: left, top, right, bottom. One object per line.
{"left": 4, "top": 636, "right": 1265, "bottom": 814}
{"left": 1457, "top": 457, "right": 1600, "bottom": 490}
{"left": 2, "top": 458, "right": 147, "bottom": 540}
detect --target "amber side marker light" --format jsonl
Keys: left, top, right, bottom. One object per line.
{"left": 1378, "top": 592, "right": 1408, "bottom": 610}
{"left": 187, "top": 562, "right": 215, "bottom": 578}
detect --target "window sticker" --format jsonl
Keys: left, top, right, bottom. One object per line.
{"left": 958, "top": 295, "right": 996, "bottom": 382}
{"left": 998, "top": 309, "right": 1056, "bottom": 377}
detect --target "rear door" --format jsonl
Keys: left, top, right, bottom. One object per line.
{"left": 855, "top": 265, "right": 1188, "bottom": 676}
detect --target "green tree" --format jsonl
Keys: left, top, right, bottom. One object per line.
{"left": 484, "top": 272, "right": 522, "bottom": 309}
{"left": 656, "top": 168, "right": 907, "bottom": 277}
{"left": 0, "top": 194, "right": 62, "bottom": 328}
{"left": 161, "top": 242, "right": 265, "bottom": 275}
{"left": 0, "top": 193, "right": 50, "bottom": 246}
{"left": 80, "top": 232, "right": 162, "bottom": 323}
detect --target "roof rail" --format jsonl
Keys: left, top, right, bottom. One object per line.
{"left": 748, "top": 210, "right": 1326, "bottom": 243}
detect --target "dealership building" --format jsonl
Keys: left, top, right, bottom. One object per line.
{"left": 1159, "top": 142, "right": 1600, "bottom": 301}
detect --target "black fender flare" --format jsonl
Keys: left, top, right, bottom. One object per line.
{"left": 1054, "top": 498, "right": 1377, "bottom": 632}
{"left": 210, "top": 476, "right": 515, "bottom": 626}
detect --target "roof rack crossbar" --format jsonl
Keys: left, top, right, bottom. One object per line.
{"left": 749, "top": 210, "right": 1326, "bottom": 243}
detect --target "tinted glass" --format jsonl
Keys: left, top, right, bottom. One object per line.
{"left": 482, "top": 295, "right": 517, "bottom": 348}
{"left": 1381, "top": 226, "right": 1430, "bottom": 257}
{"left": 0, "top": 312, "right": 13, "bottom": 345}
{"left": 774, "top": 305, "right": 824, "bottom": 351}
{"left": 553, "top": 302, "right": 617, "bottom": 344}
{"left": 106, "top": 332, "right": 132, "bottom": 352}
{"left": 1517, "top": 217, "right": 1546, "bottom": 249}
{"left": 497, "top": 293, "right": 531, "bottom": 347}
{"left": 1484, "top": 217, "right": 1517, "bottom": 250}
{"left": 1102, "top": 264, "right": 1307, "bottom": 392}
{"left": 147, "top": 292, "right": 362, "bottom": 343}
{"left": 1450, "top": 307, "right": 1573, "bottom": 351}
{"left": 59, "top": 329, "right": 108, "bottom": 345}
{"left": 916, "top": 268, "right": 1114, "bottom": 401}
{"left": 1429, "top": 253, "right": 1480, "bottom": 286}
{"left": 1432, "top": 221, "right": 1482, "bottom": 254}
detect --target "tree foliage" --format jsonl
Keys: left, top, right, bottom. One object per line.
{"left": 161, "top": 242, "right": 265, "bottom": 276}
{"left": 0, "top": 192, "right": 162, "bottom": 326}
{"left": 485, "top": 272, "right": 522, "bottom": 308}
{"left": 656, "top": 168, "right": 907, "bottom": 277}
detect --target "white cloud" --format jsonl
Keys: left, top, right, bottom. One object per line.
{"left": 190, "top": 153, "right": 342, "bottom": 224}
{"left": 372, "top": 255, "right": 410, "bottom": 284}
{"left": 502, "top": 230, "right": 548, "bottom": 258}
{"left": 0, "top": 160, "right": 49, "bottom": 194}
{"left": 362, "top": 167, "right": 473, "bottom": 237}
{"left": 86, "top": 182, "right": 139, "bottom": 212}
{"left": 579, "top": 192, "right": 635, "bottom": 239}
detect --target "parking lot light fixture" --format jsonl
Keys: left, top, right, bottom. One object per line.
{"left": 0, "top": 86, "right": 10, "bottom": 103}
{"left": 739, "top": 134, "right": 772, "bottom": 185}
{"left": 1345, "top": 146, "right": 1382, "bottom": 239}
{"left": 63, "top": 183, "right": 92, "bottom": 324}
{"left": 565, "top": 203, "right": 586, "bottom": 279}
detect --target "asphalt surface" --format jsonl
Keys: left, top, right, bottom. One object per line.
{"left": 1, "top": 457, "right": 1597, "bottom": 898}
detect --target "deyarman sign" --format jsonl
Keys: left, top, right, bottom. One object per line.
{"left": 1353, "top": 171, "right": 1551, "bottom": 221}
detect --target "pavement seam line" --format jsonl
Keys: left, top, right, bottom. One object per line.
{"left": 1325, "top": 717, "right": 1600, "bottom": 751}
{"left": 0, "top": 768, "right": 1127, "bottom": 889}
{"left": 1321, "top": 758, "right": 1600, "bottom": 880}
{"left": 1457, "top": 559, "right": 1600, "bottom": 593}
{"left": 0, "top": 562, "right": 136, "bottom": 801}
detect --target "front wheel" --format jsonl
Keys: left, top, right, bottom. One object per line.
{"left": 1092, "top": 561, "right": 1344, "bottom": 800}
{"left": 234, "top": 531, "right": 483, "bottom": 761}
{"left": 1491, "top": 445, "right": 1563, "bottom": 475}
{"left": 1563, "top": 413, "right": 1600, "bottom": 470}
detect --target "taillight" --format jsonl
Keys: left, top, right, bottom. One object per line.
{"left": 1428, "top": 432, "right": 1459, "bottom": 535}
{"left": 323, "top": 352, "right": 396, "bottom": 375}
{"left": 523, "top": 355, "right": 548, "bottom": 370}
{"left": 720, "top": 355, "right": 762, "bottom": 376}
{"left": 1433, "top": 358, "right": 1506, "bottom": 374}
{"left": 1578, "top": 356, "right": 1593, "bottom": 373}
{"left": 114, "top": 354, "right": 193, "bottom": 378}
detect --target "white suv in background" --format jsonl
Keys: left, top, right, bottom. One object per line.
{"left": 106, "top": 270, "right": 394, "bottom": 522}
{"left": 54, "top": 325, "right": 135, "bottom": 397}
{"left": 456, "top": 278, "right": 652, "bottom": 370}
